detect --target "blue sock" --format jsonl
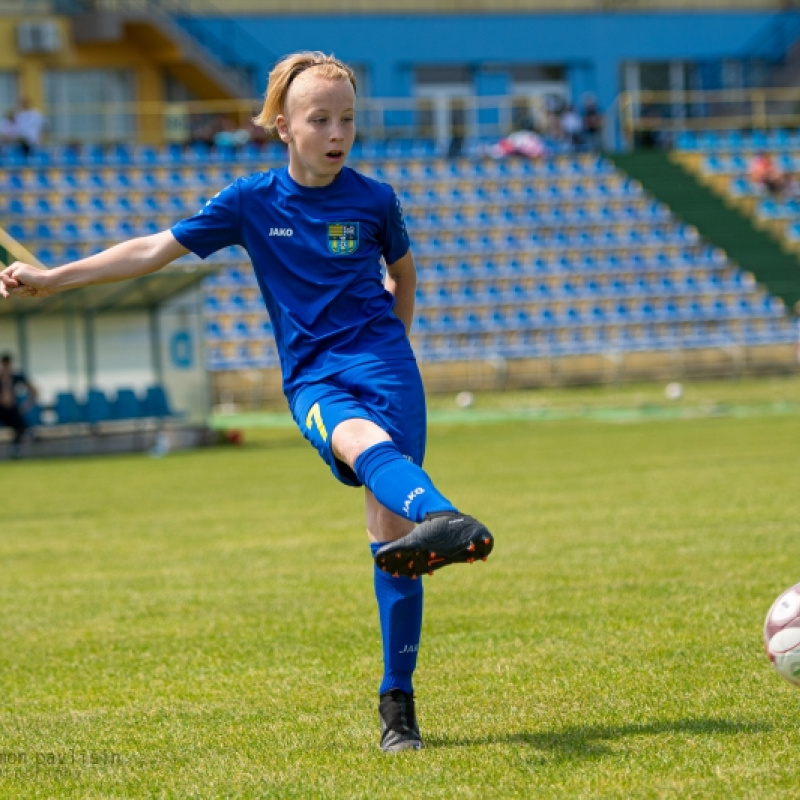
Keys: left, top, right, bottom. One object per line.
{"left": 354, "top": 441, "right": 457, "bottom": 524}
{"left": 370, "top": 542, "right": 424, "bottom": 695}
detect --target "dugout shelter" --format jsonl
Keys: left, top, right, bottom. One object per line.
{"left": 0, "top": 229, "right": 217, "bottom": 456}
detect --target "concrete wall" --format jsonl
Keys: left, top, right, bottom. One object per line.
{"left": 183, "top": 10, "right": 789, "bottom": 116}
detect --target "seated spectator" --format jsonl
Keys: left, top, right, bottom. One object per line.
{"left": 582, "top": 95, "right": 603, "bottom": 151}
{"left": 14, "top": 98, "right": 45, "bottom": 157}
{"left": 213, "top": 118, "right": 251, "bottom": 149}
{"left": 488, "top": 122, "right": 548, "bottom": 160}
{"left": 560, "top": 104, "right": 583, "bottom": 151}
{"left": 0, "top": 353, "right": 37, "bottom": 459}
{"left": 749, "top": 151, "right": 790, "bottom": 196}
{"left": 0, "top": 110, "right": 18, "bottom": 146}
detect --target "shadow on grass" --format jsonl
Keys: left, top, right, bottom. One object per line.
{"left": 426, "top": 717, "right": 772, "bottom": 757}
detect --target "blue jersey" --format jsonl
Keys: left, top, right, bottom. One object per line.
{"left": 172, "top": 165, "right": 415, "bottom": 395}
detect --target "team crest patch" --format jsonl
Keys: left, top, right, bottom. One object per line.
{"left": 327, "top": 222, "right": 359, "bottom": 255}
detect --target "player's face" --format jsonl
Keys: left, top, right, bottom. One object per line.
{"left": 277, "top": 72, "right": 356, "bottom": 188}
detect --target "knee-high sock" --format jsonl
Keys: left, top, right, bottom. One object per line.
{"left": 354, "top": 441, "right": 456, "bottom": 524}
{"left": 370, "top": 542, "right": 424, "bottom": 695}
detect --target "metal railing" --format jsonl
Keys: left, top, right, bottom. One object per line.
{"left": 29, "top": 86, "right": 800, "bottom": 152}
{"left": 33, "top": 93, "right": 558, "bottom": 147}
{"left": 618, "top": 86, "right": 800, "bottom": 149}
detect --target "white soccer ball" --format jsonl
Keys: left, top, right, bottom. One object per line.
{"left": 664, "top": 382, "right": 683, "bottom": 401}
{"left": 455, "top": 391, "right": 475, "bottom": 409}
{"left": 764, "top": 583, "right": 800, "bottom": 686}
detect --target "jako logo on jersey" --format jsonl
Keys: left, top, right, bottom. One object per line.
{"left": 269, "top": 227, "right": 294, "bottom": 237}
{"left": 327, "top": 221, "right": 359, "bottom": 255}
{"left": 402, "top": 487, "right": 425, "bottom": 516}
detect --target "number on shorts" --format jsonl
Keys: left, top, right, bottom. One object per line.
{"left": 305, "top": 402, "right": 328, "bottom": 442}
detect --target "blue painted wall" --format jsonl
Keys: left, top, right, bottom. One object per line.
{"left": 183, "top": 11, "right": 791, "bottom": 115}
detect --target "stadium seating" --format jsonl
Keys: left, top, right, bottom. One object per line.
{"left": 54, "top": 391, "right": 83, "bottom": 426}
{"left": 83, "top": 388, "right": 113, "bottom": 425}
{"left": 675, "top": 127, "right": 800, "bottom": 268}
{"left": 0, "top": 141, "right": 795, "bottom": 372}
{"left": 8, "top": 385, "right": 182, "bottom": 439}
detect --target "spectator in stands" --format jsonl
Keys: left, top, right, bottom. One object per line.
{"left": 0, "top": 110, "right": 18, "bottom": 146}
{"left": 0, "top": 51, "right": 494, "bottom": 754}
{"left": 749, "top": 151, "right": 791, "bottom": 197}
{"left": 560, "top": 104, "right": 583, "bottom": 151}
{"left": 544, "top": 94, "right": 564, "bottom": 140}
{"left": 188, "top": 114, "right": 219, "bottom": 148}
{"left": 582, "top": 94, "right": 603, "bottom": 151}
{"left": 14, "top": 98, "right": 45, "bottom": 157}
{"left": 213, "top": 117, "right": 251, "bottom": 150}
{"left": 488, "top": 119, "right": 548, "bottom": 159}
{"left": 447, "top": 105, "right": 467, "bottom": 159}
{"left": 0, "top": 353, "right": 37, "bottom": 459}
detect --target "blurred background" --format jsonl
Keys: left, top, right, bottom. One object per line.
{"left": 2, "top": 0, "right": 800, "bottom": 455}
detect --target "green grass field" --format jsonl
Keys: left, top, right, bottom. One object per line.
{"left": 3, "top": 376, "right": 800, "bottom": 799}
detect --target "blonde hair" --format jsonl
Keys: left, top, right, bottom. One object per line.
{"left": 253, "top": 51, "right": 357, "bottom": 133}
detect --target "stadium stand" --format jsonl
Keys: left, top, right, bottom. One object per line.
{"left": 673, "top": 130, "right": 800, "bottom": 284}
{"left": 0, "top": 141, "right": 796, "bottom": 378}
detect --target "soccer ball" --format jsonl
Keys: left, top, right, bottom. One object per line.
{"left": 764, "top": 583, "right": 800, "bottom": 686}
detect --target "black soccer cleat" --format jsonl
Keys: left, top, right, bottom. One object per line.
{"left": 379, "top": 689, "right": 423, "bottom": 752}
{"left": 374, "top": 511, "right": 494, "bottom": 579}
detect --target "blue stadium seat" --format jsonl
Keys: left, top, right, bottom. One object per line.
{"left": 6, "top": 172, "right": 26, "bottom": 190}
{"left": 488, "top": 310, "right": 507, "bottom": 330}
{"left": 108, "top": 143, "right": 133, "bottom": 165}
{"left": 35, "top": 222, "right": 55, "bottom": 240}
{"left": 204, "top": 294, "right": 224, "bottom": 314}
{"left": 86, "top": 172, "right": 106, "bottom": 189}
{"left": 6, "top": 197, "right": 26, "bottom": 215}
{"left": 207, "top": 346, "right": 229, "bottom": 371}
{"left": 142, "top": 385, "right": 177, "bottom": 418}
{"left": 229, "top": 293, "right": 251, "bottom": 313}
{"left": 83, "top": 388, "right": 112, "bottom": 424}
{"left": 589, "top": 305, "right": 606, "bottom": 325}
{"left": 53, "top": 145, "right": 80, "bottom": 166}
{"left": 6, "top": 222, "right": 26, "bottom": 239}
{"left": 114, "top": 220, "right": 136, "bottom": 238}
{"left": 166, "top": 195, "right": 188, "bottom": 214}
{"left": 85, "top": 144, "right": 106, "bottom": 165}
{"left": 186, "top": 141, "right": 210, "bottom": 162}
{"left": 431, "top": 285, "right": 453, "bottom": 306}
{"left": 33, "top": 172, "right": 53, "bottom": 191}
{"left": 37, "top": 247, "right": 56, "bottom": 267}
{"left": 205, "top": 320, "right": 226, "bottom": 340}
{"left": 113, "top": 388, "right": 142, "bottom": 420}
{"left": 21, "top": 398, "right": 42, "bottom": 428}
{"left": 88, "top": 220, "right": 109, "bottom": 239}
{"left": 88, "top": 195, "right": 108, "bottom": 213}
{"left": 54, "top": 391, "right": 83, "bottom": 425}
{"left": 660, "top": 300, "right": 681, "bottom": 321}
{"left": 231, "top": 319, "right": 252, "bottom": 339}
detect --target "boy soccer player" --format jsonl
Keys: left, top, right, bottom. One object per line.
{"left": 0, "top": 51, "right": 494, "bottom": 752}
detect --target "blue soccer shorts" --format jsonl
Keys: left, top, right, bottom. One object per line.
{"left": 289, "top": 358, "right": 427, "bottom": 487}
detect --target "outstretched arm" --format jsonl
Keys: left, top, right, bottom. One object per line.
{"left": 0, "top": 230, "right": 190, "bottom": 300}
